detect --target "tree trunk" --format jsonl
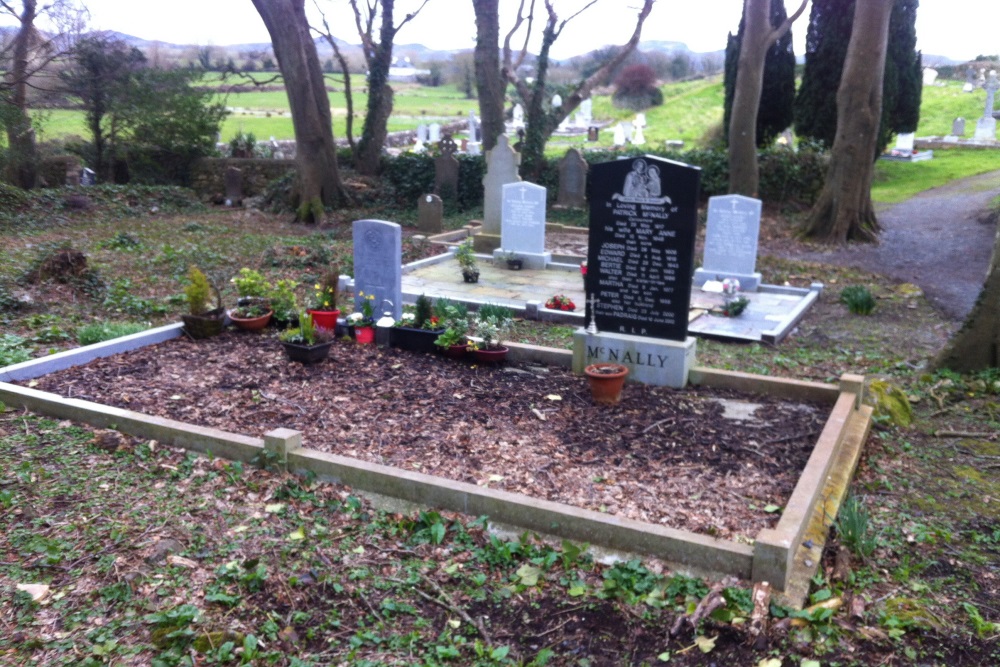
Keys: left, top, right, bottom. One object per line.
{"left": 801, "top": 0, "right": 892, "bottom": 244}
{"left": 728, "top": 0, "right": 807, "bottom": 196}
{"left": 251, "top": 0, "right": 347, "bottom": 217}
{"left": 355, "top": 0, "right": 396, "bottom": 176}
{"left": 472, "top": 0, "right": 505, "bottom": 151}
{"left": 6, "top": 0, "right": 39, "bottom": 189}
{"left": 932, "top": 217, "right": 1000, "bottom": 372}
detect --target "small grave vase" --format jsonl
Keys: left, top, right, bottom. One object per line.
{"left": 472, "top": 345, "right": 508, "bottom": 364}
{"left": 354, "top": 326, "right": 375, "bottom": 345}
{"left": 307, "top": 308, "right": 340, "bottom": 332}
{"left": 584, "top": 363, "right": 629, "bottom": 405}
{"left": 281, "top": 340, "right": 333, "bottom": 364}
{"left": 229, "top": 309, "right": 273, "bottom": 332}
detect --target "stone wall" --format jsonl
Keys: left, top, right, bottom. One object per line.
{"left": 191, "top": 158, "right": 297, "bottom": 203}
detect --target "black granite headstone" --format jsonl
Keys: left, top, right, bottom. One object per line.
{"left": 586, "top": 156, "right": 700, "bottom": 341}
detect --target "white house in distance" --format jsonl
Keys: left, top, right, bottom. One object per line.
{"left": 388, "top": 57, "right": 430, "bottom": 83}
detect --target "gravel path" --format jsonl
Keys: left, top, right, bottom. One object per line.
{"left": 779, "top": 169, "right": 1000, "bottom": 321}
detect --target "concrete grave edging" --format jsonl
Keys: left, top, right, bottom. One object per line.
{"left": 0, "top": 326, "right": 867, "bottom": 606}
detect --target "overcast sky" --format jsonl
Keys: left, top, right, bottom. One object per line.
{"left": 7, "top": 0, "right": 997, "bottom": 63}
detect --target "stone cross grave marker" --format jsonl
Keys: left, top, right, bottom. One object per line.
{"left": 417, "top": 194, "right": 443, "bottom": 234}
{"left": 556, "top": 148, "right": 588, "bottom": 209}
{"left": 692, "top": 194, "right": 763, "bottom": 292}
{"left": 585, "top": 155, "right": 701, "bottom": 341}
{"left": 975, "top": 71, "right": 998, "bottom": 140}
{"left": 481, "top": 134, "right": 521, "bottom": 235}
{"left": 224, "top": 166, "right": 243, "bottom": 206}
{"left": 434, "top": 138, "right": 459, "bottom": 200}
{"left": 497, "top": 182, "right": 550, "bottom": 270}
{"left": 352, "top": 219, "right": 402, "bottom": 320}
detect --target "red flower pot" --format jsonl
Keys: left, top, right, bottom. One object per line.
{"left": 443, "top": 344, "right": 468, "bottom": 359}
{"left": 472, "top": 346, "right": 509, "bottom": 364}
{"left": 307, "top": 309, "right": 340, "bottom": 331}
{"left": 354, "top": 326, "right": 375, "bottom": 344}
{"left": 584, "top": 363, "right": 629, "bottom": 405}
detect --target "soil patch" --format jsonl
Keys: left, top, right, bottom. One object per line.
{"left": 23, "top": 332, "right": 828, "bottom": 541}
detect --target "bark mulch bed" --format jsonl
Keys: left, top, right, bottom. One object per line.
{"left": 23, "top": 331, "right": 830, "bottom": 542}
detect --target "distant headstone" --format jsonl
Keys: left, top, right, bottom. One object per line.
{"left": 634, "top": 113, "right": 646, "bottom": 128}
{"left": 895, "top": 132, "right": 915, "bottom": 153}
{"left": 80, "top": 168, "right": 96, "bottom": 186}
{"left": 632, "top": 125, "right": 646, "bottom": 146}
{"left": 622, "top": 121, "right": 634, "bottom": 143}
{"left": 497, "top": 182, "right": 551, "bottom": 269}
{"left": 512, "top": 103, "right": 524, "bottom": 128}
{"left": 975, "top": 70, "right": 999, "bottom": 140}
{"left": 692, "top": 194, "right": 763, "bottom": 292}
{"left": 224, "top": 166, "right": 243, "bottom": 206}
{"left": 586, "top": 156, "right": 701, "bottom": 341}
{"left": 467, "top": 111, "right": 479, "bottom": 142}
{"left": 417, "top": 194, "right": 443, "bottom": 234}
{"left": 556, "top": 148, "right": 588, "bottom": 209}
{"left": 417, "top": 124, "right": 429, "bottom": 142}
{"left": 665, "top": 139, "right": 685, "bottom": 149}
{"left": 952, "top": 117, "right": 966, "bottom": 136}
{"left": 434, "top": 139, "right": 459, "bottom": 200}
{"left": 963, "top": 82, "right": 975, "bottom": 93}
{"left": 587, "top": 126, "right": 599, "bottom": 142}
{"left": 613, "top": 123, "right": 626, "bottom": 146}
{"left": 551, "top": 94, "right": 562, "bottom": 109}
{"left": 922, "top": 68, "right": 938, "bottom": 86}
{"left": 352, "top": 219, "right": 402, "bottom": 321}
{"left": 557, "top": 115, "right": 571, "bottom": 132}
{"left": 579, "top": 98, "right": 592, "bottom": 123}
{"left": 776, "top": 128, "right": 794, "bottom": 147}
{"left": 481, "top": 134, "right": 521, "bottom": 235}
{"left": 428, "top": 123, "right": 441, "bottom": 142}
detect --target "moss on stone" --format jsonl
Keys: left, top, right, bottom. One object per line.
{"left": 868, "top": 379, "right": 913, "bottom": 427}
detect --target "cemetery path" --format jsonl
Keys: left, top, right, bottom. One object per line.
{"left": 772, "top": 169, "right": 1000, "bottom": 321}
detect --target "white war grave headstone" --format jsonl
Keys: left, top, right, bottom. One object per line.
{"left": 613, "top": 123, "right": 627, "bottom": 146}
{"left": 573, "top": 156, "right": 701, "bottom": 388}
{"left": 429, "top": 123, "right": 441, "bottom": 143}
{"left": 692, "top": 194, "right": 763, "bottom": 292}
{"left": 353, "top": 219, "right": 402, "bottom": 321}
{"left": 512, "top": 104, "right": 525, "bottom": 128}
{"left": 481, "top": 134, "right": 522, "bottom": 237}
{"left": 494, "top": 182, "right": 551, "bottom": 270}
{"left": 894, "top": 132, "right": 915, "bottom": 153}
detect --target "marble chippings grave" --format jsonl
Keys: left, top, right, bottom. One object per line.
{"left": 352, "top": 219, "right": 402, "bottom": 321}
{"left": 693, "top": 194, "right": 764, "bottom": 292}
{"left": 495, "top": 182, "right": 551, "bottom": 270}
{"left": 574, "top": 155, "right": 702, "bottom": 388}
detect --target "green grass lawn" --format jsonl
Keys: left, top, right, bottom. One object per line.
{"left": 871, "top": 148, "right": 1000, "bottom": 203}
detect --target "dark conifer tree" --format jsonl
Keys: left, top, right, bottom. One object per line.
{"left": 723, "top": 0, "right": 797, "bottom": 148}
{"left": 877, "top": 0, "right": 922, "bottom": 154}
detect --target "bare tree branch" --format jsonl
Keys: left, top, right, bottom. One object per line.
{"left": 395, "top": 0, "right": 430, "bottom": 31}
{"left": 767, "top": 0, "right": 809, "bottom": 44}
{"left": 312, "top": 0, "right": 357, "bottom": 150}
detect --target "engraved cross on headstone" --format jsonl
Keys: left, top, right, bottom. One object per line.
{"left": 586, "top": 293, "right": 599, "bottom": 334}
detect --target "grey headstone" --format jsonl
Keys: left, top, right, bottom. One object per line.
{"left": 467, "top": 111, "right": 479, "bottom": 142}
{"left": 482, "top": 134, "right": 521, "bottom": 235}
{"left": 693, "top": 194, "right": 763, "bottom": 291}
{"left": 434, "top": 150, "right": 459, "bottom": 200}
{"left": 417, "top": 124, "right": 429, "bottom": 143}
{"left": 512, "top": 104, "right": 524, "bottom": 127}
{"left": 428, "top": 123, "right": 441, "bottom": 142}
{"left": 557, "top": 149, "right": 588, "bottom": 209}
{"left": 81, "top": 168, "right": 96, "bottom": 186}
{"left": 587, "top": 126, "right": 599, "bottom": 142}
{"left": 501, "top": 182, "right": 547, "bottom": 254}
{"left": 352, "top": 219, "right": 402, "bottom": 320}
{"left": 952, "top": 117, "right": 966, "bottom": 136}
{"left": 417, "top": 194, "right": 443, "bottom": 234}
{"left": 224, "top": 166, "right": 243, "bottom": 205}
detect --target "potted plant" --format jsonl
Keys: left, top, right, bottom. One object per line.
{"left": 346, "top": 290, "right": 376, "bottom": 344}
{"left": 267, "top": 279, "right": 299, "bottom": 330}
{"left": 584, "top": 363, "right": 629, "bottom": 405}
{"left": 434, "top": 300, "right": 471, "bottom": 358}
{"left": 279, "top": 312, "right": 334, "bottom": 364}
{"left": 229, "top": 130, "right": 256, "bottom": 158}
{"left": 500, "top": 250, "right": 522, "bottom": 271}
{"left": 390, "top": 294, "right": 445, "bottom": 354}
{"left": 181, "top": 266, "right": 224, "bottom": 339}
{"left": 469, "top": 312, "right": 512, "bottom": 363}
{"left": 307, "top": 269, "right": 341, "bottom": 331}
{"left": 229, "top": 268, "right": 273, "bottom": 331}
{"left": 455, "top": 239, "right": 479, "bottom": 283}
{"left": 545, "top": 294, "right": 577, "bottom": 312}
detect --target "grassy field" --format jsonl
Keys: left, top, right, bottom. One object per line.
{"left": 872, "top": 148, "right": 1000, "bottom": 203}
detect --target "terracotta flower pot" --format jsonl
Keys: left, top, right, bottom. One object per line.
{"left": 229, "top": 309, "right": 273, "bottom": 332}
{"left": 307, "top": 309, "right": 340, "bottom": 332}
{"left": 472, "top": 346, "right": 509, "bottom": 364}
{"left": 354, "top": 326, "right": 375, "bottom": 344}
{"left": 443, "top": 343, "right": 468, "bottom": 359}
{"left": 584, "top": 363, "right": 629, "bottom": 405}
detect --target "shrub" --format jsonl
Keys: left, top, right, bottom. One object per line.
{"left": 840, "top": 285, "right": 876, "bottom": 315}
{"left": 0, "top": 334, "right": 31, "bottom": 367}
{"left": 612, "top": 64, "right": 663, "bottom": 110}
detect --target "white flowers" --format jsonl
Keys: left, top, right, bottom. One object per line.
{"left": 400, "top": 312, "right": 416, "bottom": 324}
{"left": 347, "top": 312, "right": 364, "bottom": 324}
